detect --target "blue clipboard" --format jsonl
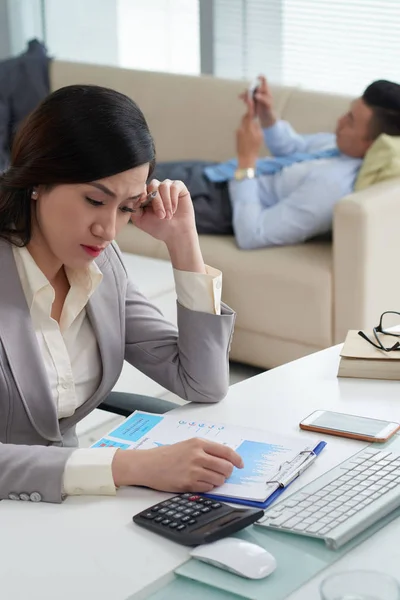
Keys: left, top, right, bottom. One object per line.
{"left": 204, "top": 441, "right": 327, "bottom": 509}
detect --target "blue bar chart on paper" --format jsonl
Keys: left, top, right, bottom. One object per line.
{"left": 92, "top": 411, "right": 321, "bottom": 501}
{"left": 228, "top": 440, "right": 290, "bottom": 486}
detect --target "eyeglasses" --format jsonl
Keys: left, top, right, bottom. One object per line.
{"left": 358, "top": 311, "right": 400, "bottom": 352}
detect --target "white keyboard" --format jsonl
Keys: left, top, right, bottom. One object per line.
{"left": 256, "top": 446, "right": 400, "bottom": 549}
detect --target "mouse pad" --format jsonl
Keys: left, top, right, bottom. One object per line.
{"left": 147, "top": 507, "right": 400, "bottom": 600}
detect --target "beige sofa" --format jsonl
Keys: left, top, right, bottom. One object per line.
{"left": 50, "top": 61, "right": 400, "bottom": 369}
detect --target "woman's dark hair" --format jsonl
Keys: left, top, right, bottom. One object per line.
{"left": 363, "top": 80, "right": 400, "bottom": 139}
{"left": 0, "top": 84, "right": 156, "bottom": 245}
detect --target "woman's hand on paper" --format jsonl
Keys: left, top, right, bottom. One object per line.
{"left": 112, "top": 438, "right": 244, "bottom": 492}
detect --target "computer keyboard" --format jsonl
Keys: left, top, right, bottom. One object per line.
{"left": 256, "top": 446, "right": 400, "bottom": 549}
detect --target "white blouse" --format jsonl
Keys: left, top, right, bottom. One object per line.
{"left": 13, "top": 245, "right": 222, "bottom": 496}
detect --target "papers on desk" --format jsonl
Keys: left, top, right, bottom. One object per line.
{"left": 93, "top": 411, "right": 326, "bottom": 508}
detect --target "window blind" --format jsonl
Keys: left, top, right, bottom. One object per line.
{"left": 213, "top": 0, "right": 400, "bottom": 95}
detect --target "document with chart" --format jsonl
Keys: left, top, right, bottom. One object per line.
{"left": 93, "top": 411, "right": 326, "bottom": 506}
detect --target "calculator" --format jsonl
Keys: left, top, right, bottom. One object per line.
{"left": 133, "top": 493, "right": 264, "bottom": 546}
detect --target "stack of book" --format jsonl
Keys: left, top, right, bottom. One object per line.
{"left": 338, "top": 330, "right": 400, "bottom": 380}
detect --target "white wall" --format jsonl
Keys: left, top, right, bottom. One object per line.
{"left": 0, "top": 0, "right": 11, "bottom": 59}
{"left": 6, "top": 0, "right": 43, "bottom": 56}
{"left": 45, "top": 0, "right": 119, "bottom": 66}
{"left": 3, "top": 0, "right": 200, "bottom": 74}
{"left": 117, "top": 0, "right": 200, "bottom": 75}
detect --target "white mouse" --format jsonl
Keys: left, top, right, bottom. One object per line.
{"left": 190, "top": 537, "right": 277, "bottom": 580}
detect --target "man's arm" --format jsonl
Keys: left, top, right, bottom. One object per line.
{"left": 264, "top": 121, "right": 336, "bottom": 157}
{"left": 228, "top": 171, "right": 343, "bottom": 249}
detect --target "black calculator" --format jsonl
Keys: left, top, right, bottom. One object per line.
{"left": 133, "top": 493, "right": 264, "bottom": 546}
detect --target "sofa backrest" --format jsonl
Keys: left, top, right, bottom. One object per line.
{"left": 50, "top": 60, "right": 352, "bottom": 162}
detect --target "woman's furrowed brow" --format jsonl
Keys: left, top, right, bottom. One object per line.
{"left": 88, "top": 182, "right": 142, "bottom": 200}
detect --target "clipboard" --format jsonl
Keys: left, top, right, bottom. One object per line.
{"left": 91, "top": 410, "right": 327, "bottom": 509}
{"left": 204, "top": 441, "right": 327, "bottom": 509}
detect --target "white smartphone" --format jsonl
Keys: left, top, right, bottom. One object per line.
{"left": 300, "top": 410, "right": 400, "bottom": 443}
{"left": 248, "top": 79, "right": 259, "bottom": 98}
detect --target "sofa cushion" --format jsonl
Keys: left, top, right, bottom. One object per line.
{"left": 355, "top": 134, "right": 400, "bottom": 191}
{"left": 116, "top": 226, "right": 333, "bottom": 349}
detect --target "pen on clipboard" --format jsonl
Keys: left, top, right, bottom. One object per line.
{"left": 266, "top": 450, "right": 318, "bottom": 490}
{"left": 278, "top": 452, "right": 318, "bottom": 488}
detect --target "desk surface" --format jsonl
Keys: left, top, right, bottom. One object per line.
{"left": 1, "top": 346, "right": 399, "bottom": 600}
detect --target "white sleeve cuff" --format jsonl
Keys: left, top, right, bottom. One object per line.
{"left": 62, "top": 448, "right": 118, "bottom": 496}
{"left": 173, "top": 265, "right": 222, "bottom": 315}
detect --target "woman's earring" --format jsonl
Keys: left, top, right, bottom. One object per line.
{"left": 31, "top": 190, "right": 38, "bottom": 199}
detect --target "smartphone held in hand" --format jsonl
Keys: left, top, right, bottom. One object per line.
{"left": 248, "top": 79, "right": 259, "bottom": 98}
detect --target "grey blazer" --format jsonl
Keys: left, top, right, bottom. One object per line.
{"left": 0, "top": 239, "right": 235, "bottom": 503}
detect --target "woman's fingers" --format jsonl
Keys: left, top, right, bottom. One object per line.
{"left": 201, "top": 452, "right": 235, "bottom": 480}
{"left": 157, "top": 180, "right": 174, "bottom": 219}
{"left": 140, "top": 190, "right": 157, "bottom": 208}
{"left": 203, "top": 440, "right": 244, "bottom": 469}
{"left": 145, "top": 178, "right": 187, "bottom": 219}
{"left": 170, "top": 180, "right": 185, "bottom": 214}
{"left": 145, "top": 178, "right": 165, "bottom": 218}
{"left": 197, "top": 468, "right": 227, "bottom": 488}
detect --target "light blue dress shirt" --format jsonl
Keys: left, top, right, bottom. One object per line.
{"left": 227, "top": 120, "right": 363, "bottom": 249}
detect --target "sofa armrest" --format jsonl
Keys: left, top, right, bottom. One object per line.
{"left": 333, "top": 177, "right": 400, "bottom": 343}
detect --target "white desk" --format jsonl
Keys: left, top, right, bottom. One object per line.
{"left": 1, "top": 346, "right": 399, "bottom": 600}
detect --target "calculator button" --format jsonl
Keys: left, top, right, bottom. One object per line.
{"left": 143, "top": 512, "right": 155, "bottom": 519}
{"left": 181, "top": 516, "right": 191, "bottom": 523}
{"left": 188, "top": 519, "right": 197, "bottom": 525}
{"left": 161, "top": 519, "right": 172, "bottom": 526}
{"left": 192, "top": 503, "right": 203, "bottom": 510}
{"left": 169, "top": 503, "right": 179, "bottom": 509}
{"left": 183, "top": 508, "right": 193, "bottom": 515}
{"left": 196, "top": 497, "right": 205, "bottom": 503}
{"left": 177, "top": 524, "right": 187, "bottom": 531}
{"left": 204, "top": 500, "right": 213, "bottom": 506}
{"left": 151, "top": 506, "right": 160, "bottom": 512}
{"left": 201, "top": 507, "right": 211, "bottom": 514}
{"left": 192, "top": 511, "right": 201, "bottom": 518}
{"left": 169, "top": 522, "right": 179, "bottom": 529}
{"left": 166, "top": 510, "right": 176, "bottom": 517}
{"left": 158, "top": 508, "right": 169, "bottom": 514}
{"left": 188, "top": 495, "right": 200, "bottom": 501}
{"left": 182, "top": 494, "right": 191, "bottom": 498}
{"left": 174, "top": 512, "right": 184, "bottom": 519}
{"left": 211, "top": 503, "right": 222, "bottom": 509}
{"left": 161, "top": 501, "right": 172, "bottom": 506}
{"left": 154, "top": 516, "right": 163, "bottom": 523}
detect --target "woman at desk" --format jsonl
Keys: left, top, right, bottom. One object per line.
{"left": 0, "top": 85, "right": 243, "bottom": 504}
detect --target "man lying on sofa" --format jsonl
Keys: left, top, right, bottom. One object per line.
{"left": 151, "top": 77, "right": 400, "bottom": 249}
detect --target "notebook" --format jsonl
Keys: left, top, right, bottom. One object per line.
{"left": 338, "top": 330, "right": 400, "bottom": 380}
{"left": 92, "top": 410, "right": 326, "bottom": 508}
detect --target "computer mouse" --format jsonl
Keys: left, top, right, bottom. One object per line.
{"left": 190, "top": 537, "right": 277, "bottom": 580}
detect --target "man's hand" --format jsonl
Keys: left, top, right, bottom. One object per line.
{"left": 240, "top": 75, "right": 277, "bottom": 129}
{"left": 236, "top": 97, "right": 263, "bottom": 169}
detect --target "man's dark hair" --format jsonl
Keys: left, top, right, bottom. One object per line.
{"left": 363, "top": 80, "right": 400, "bottom": 139}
